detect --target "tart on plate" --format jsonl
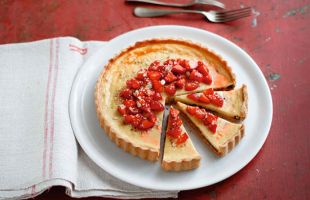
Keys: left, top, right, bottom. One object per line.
{"left": 95, "top": 39, "right": 237, "bottom": 161}
{"left": 162, "top": 107, "right": 201, "bottom": 171}
{"left": 175, "top": 102, "right": 244, "bottom": 156}
{"left": 175, "top": 85, "right": 248, "bottom": 121}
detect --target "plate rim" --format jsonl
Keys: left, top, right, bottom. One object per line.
{"left": 69, "top": 25, "right": 273, "bottom": 191}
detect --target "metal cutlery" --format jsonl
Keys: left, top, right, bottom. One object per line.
{"left": 126, "top": 0, "right": 225, "bottom": 9}
{"left": 134, "top": 6, "right": 252, "bottom": 22}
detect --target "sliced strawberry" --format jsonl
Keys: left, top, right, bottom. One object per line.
{"left": 189, "top": 70, "right": 204, "bottom": 82}
{"left": 117, "top": 105, "right": 126, "bottom": 115}
{"left": 172, "top": 118, "right": 183, "bottom": 127}
{"left": 136, "top": 69, "right": 146, "bottom": 81}
{"left": 127, "top": 106, "right": 139, "bottom": 114}
{"left": 204, "top": 113, "right": 218, "bottom": 125}
{"left": 150, "top": 101, "right": 164, "bottom": 112}
{"left": 123, "top": 99, "right": 136, "bottom": 107}
{"left": 167, "top": 128, "right": 182, "bottom": 138}
{"left": 152, "top": 92, "right": 162, "bottom": 100}
{"left": 151, "top": 80, "right": 163, "bottom": 93}
{"left": 124, "top": 114, "right": 135, "bottom": 124}
{"left": 209, "top": 94, "right": 224, "bottom": 107}
{"left": 185, "top": 80, "right": 199, "bottom": 91}
{"left": 138, "top": 119, "right": 155, "bottom": 130}
{"left": 169, "top": 107, "right": 179, "bottom": 119}
{"left": 144, "top": 111, "right": 157, "bottom": 123}
{"left": 175, "top": 78, "right": 185, "bottom": 89}
{"left": 148, "top": 60, "right": 161, "bottom": 71}
{"left": 177, "top": 59, "right": 191, "bottom": 69}
{"left": 131, "top": 114, "right": 143, "bottom": 128}
{"left": 163, "top": 59, "right": 176, "bottom": 66}
{"left": 186, "top": 106, "right": 197, "bottom": 115}
{"left": 119, "top": 88, "right": 133, "bottom": 99}
{"left": 171, "top": 64, "right": 186, "bottom": 74}
{"left": 176, "top": 133, "right": 188, "bottom": 144}
{"left": 147, "top": 71, "right": 161, "bottom": 80}
{"left": 199, "top": 93, "right": 211, "bottom": 104}
{"left": 207, "top": 123, "right": 217, "bottom": 133}
{"left": 203, "top": 88, "right": 214, "bottom": 95}
{"left": 202, "top": 74, "right": 212, "bottom": 85}
{"left": 137, "top": 99, "right": 150, "bottom": 112}
{"left": 165, "top": 84, "right": 176, "bottom": 96}
{"left": 194, "top": 108, "right": 206, "bottom": 120}
{"left": 126, "top": 79, "right": 142, "bottom": 89}
{"left": 187, "top": 93, "right": 200, "bottom": 101}
{"left": 196, "top": 61, "right": 209, "bottom": 75}
{"left": 164, "top": 71, "right": 177, "bottom": 83}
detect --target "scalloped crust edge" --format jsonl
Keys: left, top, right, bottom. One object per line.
{"left": 176, "top": 104, "right": 245, "bottom": 157}
{"left": 161, "top": 157, "right": 201, "bottom": 171}
{"left": 95, "top": 38, "right": 237, "bottom": 162}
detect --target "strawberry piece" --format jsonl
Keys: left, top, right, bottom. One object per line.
{"left": 169, "top": 107, "right": 179, "bottom": 118}
{"left": 186, "top": 106, "right": 197, "bottom": 115}
{"left": 119, "top": 88, "right": 133, "bottom": 99}
{"left": 196, "top": 61, "right": 209, "bottom": 75}
{"left": 136, "top": 69, "right": 146, "bottom": 81}
{"left": 199, "top": 94, "right": 211, "bottom": 104}
{"left": 207, "top": 123, "right": 217, "bottom": 133}
{"left": 203, "top": 88, "right": 214, "bottom": 95}
{"left": 131, "top": 114, "right": 143, "bottom": 128}
{"left": 171, "top": 64, "right": 186, "bottom": 74}
{"left": 209, "top": 94, "right": 224, "bottom": 107}
{"left": 164, "top": 71, "right": 177, "bottom": 83}
{"left": 123, "top": 99, "right": 136, "bottom": 107}
{"left": 185, "top": 80, "right": 199, "bottom": 91}
{"left": 202, "top": 74, "right": 212, "bottom": 85}
{"left": 126, "top": 79, "right": 141, "bottom": 89}
{"left": 144, "top": 111, "right": 157, "bottom": 123}
{"left": 152, "top": 92, "right": 162, "bottom": 100}
{"left": 165, "top": 84, "right": 176, "bottom": 96}
{"left": 204, "top": 113, "right": 218, "bottom": 125}
{"left": 150, "top": 101, "right": 164, "bottom": 112}
{"left": 176, "top": 133, "right": 188, "bottom": 144}
{"left": 117, "top": 105, "right": 126, "bottom": 115}
{"left": 167, "top": 128, "right": 182, "bottom": 138}
{"left": 187, "top": 93, "right": 200, "bottom": 101}
{"left": 163, "top": 59, "right": 176, "bottom": 66}
{"left": 127, "top": 106, "right": 139, "bottom": 114}
{"left": 151, "top": 80, "right": 163, "bottom": 93}
{"left": 124, "top": 114, "right": 135, "bottom": 124}
{"left": 138, "top": 119, "right": 155, "bottom": 130}
{"left": 147, "top": 71, "right": 162, "bottom": 80}
{"left": 177, "top": 59, "right": 191, "bottom": 69}
{"left": 189, "top": 70, "right": 204, "bottom": 82}
{"left": 194, "top": 108, "right": 206, "bottom": 120}
{"left": 148, "top": 60, "right": 161, "bottom": 71}
{"left": 175, "top": 78, "right": 185, "bottom": 89}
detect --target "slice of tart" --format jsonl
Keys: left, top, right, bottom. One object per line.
{"left": 175, "top": 102, "right": 244, "bottom": 156}
{"left": 95, "top": 39, "right": 237, "bottom": 161}
{"left": 175, "top": 85, "right": 248, "bottom": 121}
{"left": 162, "top": 107, "right": 201, "bottom": 171}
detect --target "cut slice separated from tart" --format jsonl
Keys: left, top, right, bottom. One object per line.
{"left": 175, "top": 85, "right": 248, "bottom": 121}
{"left": 175, "top": 102, "right": 244, "bottom": 156}
{"left": 161, "top": 107, "right": 201, "bottom": 171}
{"left": 95, "top": 39, "right": 237, "bottom": 161}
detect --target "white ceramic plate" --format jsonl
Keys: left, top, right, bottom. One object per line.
{"left": 69, "top": 25, "right": 273, "bottom": 191}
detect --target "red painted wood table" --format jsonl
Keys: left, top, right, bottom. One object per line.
{"left": 1, "top": 0, "right": 309, "bottom": 199}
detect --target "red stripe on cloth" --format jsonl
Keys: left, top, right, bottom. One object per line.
{"left": 48, "top": 38, "right": 60, "bottom": 179}
{"left": 42, "top": 39, "right": 54, "bottom": 179}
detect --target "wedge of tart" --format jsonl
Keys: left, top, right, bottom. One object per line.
{"left": 175, "top": 85, "right": 248, "bottom": 121}
{"left": 95, "top": 39, "right": 236, "bottom": 161}
{"left": 175, "top": 102, "right": 244, "bottom": 156}
{"left": 162, "top": 107, "right": 201, "bottom": 171}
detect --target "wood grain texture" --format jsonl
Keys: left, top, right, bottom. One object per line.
{"left": 1, "top": 0, "right": 309, "bottom": 199}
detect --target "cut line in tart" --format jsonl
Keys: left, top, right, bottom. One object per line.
{"left": 95, "top": 38, "right": 237, "bottom": 162}
{"left": 175, "top": 102, "right": 244, "bottom": 156}
{"left": 175, "top": 85, "right": 248, "bottom": 121}
{"left": 161, "top": 107, "right": 201, "bottom": 171}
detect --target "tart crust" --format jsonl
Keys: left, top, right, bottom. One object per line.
{"left": 95, "top": 38, "right": 237, "bottom": 161}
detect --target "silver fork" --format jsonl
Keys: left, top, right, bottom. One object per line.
{"left": 134, "top": 7, "right": 252, "bottom": 22}
{"left": 126, "top": 0, "right": 225, "bottom": 9}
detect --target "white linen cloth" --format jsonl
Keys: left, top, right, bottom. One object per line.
{"left": 0, "top": 37, "right": 178, "bottom": 199}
